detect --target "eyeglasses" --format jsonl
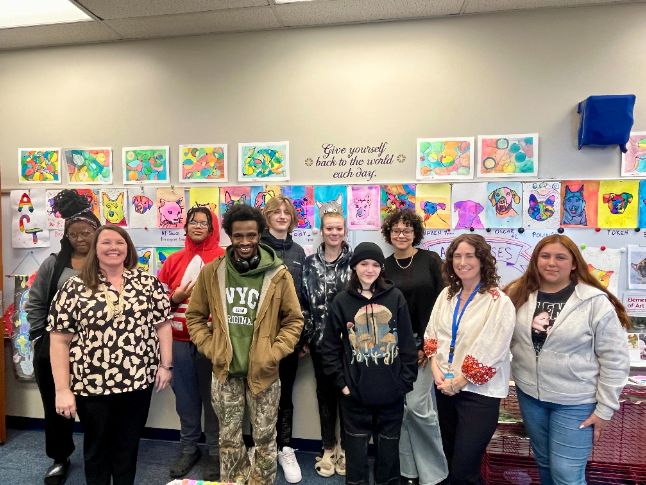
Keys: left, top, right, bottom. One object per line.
{"left": 188, "top": 221, "right": 209, "bottom": 228}
{"left": 67, "top": 230, "right": 94, "bottom": 240}
{"left": 392, "top": 228, "right": 414, "bottom": 236}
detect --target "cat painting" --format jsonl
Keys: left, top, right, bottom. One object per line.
{"left": 631, "top": 257, "right": 646, "bottom": 282}
{"left": 587, "top": 263, "right": 614, "bottom": 288}
{"left": 562, "top": 185, "right": 587, "bottom": 225}
{"left": 528, "top": 194, "right": 556, "bottom": 222}
{"left": 158, "top": 199, "right": 184, "bottom": 227}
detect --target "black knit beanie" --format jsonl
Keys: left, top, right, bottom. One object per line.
{"left": 350, "top": 242, "right": 385, "bottom": 269}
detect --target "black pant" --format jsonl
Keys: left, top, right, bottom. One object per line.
{"left": 277, "top": 350, "right": 299, "bottom": 449}
{"left": 310, "top": 347, "right": 345, "bottom": 449}
{"left": 76, "top": 387, "right": 153, "bottom": 485}
{"left": 33, "top": 333, "right": 75, "bottom": 462}
{"left": 435, "top": 388, "right": 500, "bottom": 485}
{"left": 340, "top": 394, "right": 404, "bottom": 485}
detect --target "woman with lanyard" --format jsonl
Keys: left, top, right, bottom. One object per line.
{"left": 424, "top": 234, "right": 515, "bottom": 485}
{"left": 381, "top": 209, "right": 447, "bottom": 485}
{"left": 26, "top": 189, "right": 101, "bottom": 485}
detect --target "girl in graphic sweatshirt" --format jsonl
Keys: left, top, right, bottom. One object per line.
{"left": 321, "top": 242, "right": 417, "bottom": 485}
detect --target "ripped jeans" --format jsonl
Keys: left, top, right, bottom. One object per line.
{"left": 340, "top": 394, "right": 405, "bottom": 485}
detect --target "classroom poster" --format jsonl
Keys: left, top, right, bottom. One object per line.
{"left": 347, "top": 185, "right": 381, "bottom": 230}
{"left": 485, "top": 182, "right": 523, "bottom": 228}
{"left": 560, "top": 180, "right": 599, "bottom": 228}
{"left": 99, "top": 188, "right": 128, "bottom": 226}
{"left": 416, "top": 183, "right": 451, "bottom": 229}
{"left": 597, "top": 180, "right": 639, "bottom": 229}
{"left": 156, "top": 188, "right": 186, "bottom": 229}
{"left": 128, "top": 187, "right": 157, "bottom": 228}
{"left": 451, "top": 183, "right": 487, "bottom": 230}
{"left": 523, "top": 181, "right": 561, "bottom": 229}
{"left": 10, "top": 190, "right": 50, "bottom": 248}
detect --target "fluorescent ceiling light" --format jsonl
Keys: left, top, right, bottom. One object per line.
{"left": 274, "top": 0, "right": 316, "bottom": 4}
{"left": 0, "top": 0, "right": 92, "bottom": 29}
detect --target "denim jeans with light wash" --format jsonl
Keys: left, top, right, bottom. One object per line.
{"left": 517, "top": 387, "right": 595, "bottom": 485}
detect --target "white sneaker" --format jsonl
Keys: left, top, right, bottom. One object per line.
{"left": 278, "top": 446, "right": 302, "bottom": 483}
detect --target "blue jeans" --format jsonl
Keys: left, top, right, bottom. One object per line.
{"left": 517, "top": 387, "right": 595, "bottom": 485}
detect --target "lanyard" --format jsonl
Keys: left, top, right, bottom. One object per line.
{"left": 445, "top": 282, "right": 481, "bottom": 378}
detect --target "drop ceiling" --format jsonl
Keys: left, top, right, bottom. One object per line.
{"left": 0, "top": 0, "right": 643, "bottom": 50}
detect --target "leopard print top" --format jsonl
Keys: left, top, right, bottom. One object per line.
{"left": 47, "top": 268, "right": 171, "bottom": 396}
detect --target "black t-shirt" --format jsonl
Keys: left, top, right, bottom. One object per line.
{"left": 532, "top": 283, "right": 575, "bottom": 354}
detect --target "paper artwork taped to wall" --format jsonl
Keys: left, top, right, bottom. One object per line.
{"left": 560, "top": 181, "right": 599, "bottom": 228}
{"left": 583, "top": 246, "right": 621, "bottom": 296}
{"left": 128, "top": 187, "right": 157, "bottom": 228}
{"left": 347, "top": 185, "right": 381, "bottom": 230}
{"left": 523, "top": 182, "right": 561, "bottom": 229}
{"left": 252, "top": 185, "right": 280, "bottom": 210}
{"left": 639, "top": 180, "right": 646, "bottom": 230}
{"left": 99, "top": 188, "right": 128, "bottom": 226}
{"left": 219, "top": 186, "right": 251, "bottom": 216}
{"left": 485, "top": 182, "right": 523, "bottom": 228}
{"left": 477, "top": 134, "right": 538, "bottom": 177}
{"left": 10, "top": 190, "right": 50, "bottom": 248}
{"left": 314, "top": 185, "right": 348, "bottom": 228}
{"left": 451, "top": 183, "right": 487, "bottom": 230}
{"left": 189, "top": 187, "right": 220, "bottom": 217}
{"left": 11, "top": 274, "right": 36, "bottom": 380}
{"left": 416, "top": 137, "right": 474, "bottom": 180}
{"left": 380, "top": 184, "right": 416, "bottom": 221}
{"left": 75, "top": 189, "right": 101, "bottom": 219}
{"left": 282, "top": 185, "right": 314, "bottom": 229}
{"left": 179, "top": 144, "right": 227, "bottom": 183}
{"left": 621, "top": 132, "right": 646, "bottom": 177}
{"left": 155, "top": 247, "right": 182, "bottom": 276}
{"left": 19, "top": 148, "right": 62, "bottom": 184}
{"left": 628, "top": 245, "right": 646, "bottom": 290}
{"left": 122, "top": 146, "right": 170, "bottom": 184}
{"left": 64, "top": 148, "right": 113, "bottom": 184}
{"left": 416, "top": 184, "right": 451, "bottom": 229}
{"left": 46, "top": 190, "right": 65, "bottom": 230}
{"left": 156, "top": 188, "right": 186, "bottom": 229}
{"left": 136, "top": 247, "right": 155, "bottom": 275}
{"left": 597, "top": 180, "right": 639, "bottom": 229}
{"left": 238, "top": 141, "right": 289, "bottom": 182}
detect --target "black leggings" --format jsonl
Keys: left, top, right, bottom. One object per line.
{"left": 310, "top": 347, "right": 345, "bottom": 449}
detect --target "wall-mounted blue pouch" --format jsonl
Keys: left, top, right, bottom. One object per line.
{"left": 577, "top": 94, "right": 636, "bottom": 152}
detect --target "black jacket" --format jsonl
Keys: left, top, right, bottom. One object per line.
{"left": 260, "top": 230, "right": 306, "bottom": 302}
{"left": 320, "top": 280, "right": 418, "bottom": 406}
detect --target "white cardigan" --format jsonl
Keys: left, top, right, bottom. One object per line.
{"left": 424, "top": 286, "right": 516, "bottom": 398}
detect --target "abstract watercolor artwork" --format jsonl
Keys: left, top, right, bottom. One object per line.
{"left": 75, "top": 189, "right": 101, "bottom": 219}
{"left": 582, "top": 246, "right": 621, "bottom": 296}
{"left": 46, "top": 190, "right": 65, "bottom": 230}
{"left": 64, "top": 148, "right": 112, "bottom": 184}
{"left": 640, "top": 180, "right": 646, "bottom": 230}
{"left": 122, "top": 146, "right": 169, "bottom": 184}
{"left": 252, "top": 185, "right": 280, "bottom": 210}
{"left": 451, "top": 183, "right": 487, "bottom": 230}
{"left": 380, "top": 184, "right": 415, "bottom": 221}
{"left": 99, "top": 188, "right": 128, "bottom": 226}
{"left": 156, "top": 188, "right": 186, "bottom": 229}
{"left": 522, "top": 181, "right": 561, "bottom": 229}
{"left": 10, "top": 190, "right": 50, "bottom": 248}
{"left": 219, "top": 186, "right": 251, "bottom": 216}
{"left": 128, "top": 187, "right": 157, "bottom": 228}
{"left": 179, "top": 144, "right": 227, "bottom": 183}
{"left": 416, "top": 137, "right": 474, "bottom": 180}
{"left": 560, "top": 180, "right": 599, "bottom": 228}
{"left": 485, "top": 181, "right": 523, "bottom": 228}
{"left": 238, "top": 141, "right": 289, "bottom": 182}
{"left": 621, "top": 132, "right": 646, "bottom": 177}
{"left": 347, "top": 185, "right": 381, "bottom": 230}
{"left": 282, "top": 185, "right": 314, "bottom": 229}
{"left": 477, "top": 134, "right": 538, "bottom": 177}
{"left": 416, "top": 183, "right": 451, "bottom": 229}
{"left": 189, "top": 187, "right": 219, "bottom": 216}
{"left": 18, "top": 148, "right": 61, "bottom": 184}
{"left": 597, "top": 180, "right": 639, "bottom": 229}
{"left": 314, "top": 185, "right": 347, "bottom": 229}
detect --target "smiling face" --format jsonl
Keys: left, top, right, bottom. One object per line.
{"left": 389, "top": 220, "right": 414, "bottom": 252}
{"left": 536, "top": 242, "right": 575, "bottom": 291}
{"left": 231, "top": 220, "right": 260, "bottom": 261}
{"left": 322, "top": 213, "right": 345, "bottom": 250}
{"left": 96, "top": 228, "right": 128, "bottom": 270}
{"left": 452, "top": 241, "right": 482, "bottom": 288}
{"left": 355, "top": 259, "right": 382, "bottom": 289}
{"left": 267, "top": 202, "right": 292, "bottom": 234}
{"left": 66, "top": 221, "right": 96, "bottom": 256}
{"left": 187, "top": 211, "right": 210, "bottom": 244}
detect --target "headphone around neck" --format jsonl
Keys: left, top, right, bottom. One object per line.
{"left": 233, "top": 253, "right": 260, "bottom": 273}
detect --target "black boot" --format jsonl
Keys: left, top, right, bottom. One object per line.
{"left": 44, "top": 458, "right": 70, "bottom": 485}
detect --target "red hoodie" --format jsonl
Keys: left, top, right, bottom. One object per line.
{"left": 157, "top": 212, "right": 224, "bottom": 341}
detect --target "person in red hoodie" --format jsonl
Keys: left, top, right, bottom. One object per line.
{"left": 158, "top": 206, "right": 225, "bottom": 480}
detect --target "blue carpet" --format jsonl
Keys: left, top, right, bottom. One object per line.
{"left": 0, "top": 428, "right": 348, "bottom": 484}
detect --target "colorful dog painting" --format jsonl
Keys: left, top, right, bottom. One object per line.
{"left": 562, "top": 185, "right": 587, "bottom": 225}
{"left": 132, "top": 194, "right": 154, "bottom": 214}
{"left": 453, "top": 200, "right": 485, "bottom": 229}
{"left": 488, "top": 186, "right": 520, "bottom": 217}
{"left": 102, "top": 193, "right": 127, "bottom": 226}
{"left": 602, "top": 192, "right": 633, "bottom": 214}
{"left": 421, "top": 201, "right": 447, "bottom": 226}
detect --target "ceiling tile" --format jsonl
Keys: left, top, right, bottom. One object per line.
{"left": 104, "top": 6, "right": 279, "bottom": 39}
{"left": 0, "top": 21, "right": 121, "bottom": 50}
{"left": 463, "top": 0, "right": 629, "bottom": 14}
{"left": 76, "top": 0, "right": 269, "bottom": 20}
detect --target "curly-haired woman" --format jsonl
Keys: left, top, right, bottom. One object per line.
{"left": 424, "top": 234, "right": 515, "bottom": 485}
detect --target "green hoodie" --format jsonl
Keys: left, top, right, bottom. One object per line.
{"left": 225, "top": 244, "right": 283, "bottom": 376}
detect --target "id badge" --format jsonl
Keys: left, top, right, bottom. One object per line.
{"left": 444, "top": 372, "right": 454, "bottom": 379}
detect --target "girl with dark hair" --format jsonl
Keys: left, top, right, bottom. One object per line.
{"left": 25, "top": 189, "right": 101, "bottom": 485}
{"left": 320, "top": 242, "right": 417, "bottom": 485}
{"left": 381, "top": 209, "right": 447, "bottom": 485}
{"left": 505, "top": 235, "right": 630, "bottom": 485}
{"left": 49, "top": 225, "right": 173, "bottom": 485}
{"left": 424, "top": 234, "right": 515, "bottom": 485}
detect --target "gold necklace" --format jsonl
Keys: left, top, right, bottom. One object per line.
{"left": 102, "top": 278, "right": 126, "bottom": 319}
{"left": 394, "top": 250, "right": 416, "bottom": 270}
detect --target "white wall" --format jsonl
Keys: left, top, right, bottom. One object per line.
{"left": 2, "top": 3, "right": 646, "bottom": 439}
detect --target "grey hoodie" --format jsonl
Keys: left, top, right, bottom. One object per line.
{"left": 510, "top": 283, "right": 629, "bottom": 420}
